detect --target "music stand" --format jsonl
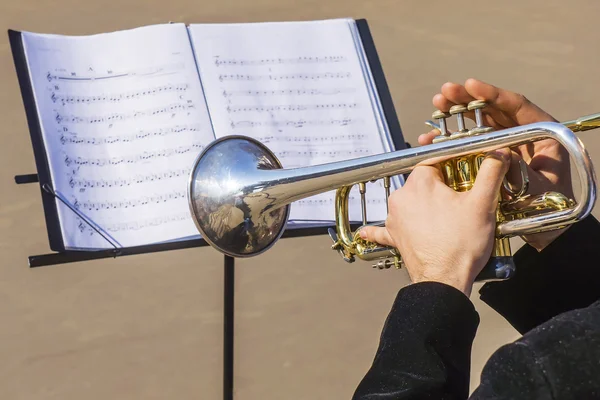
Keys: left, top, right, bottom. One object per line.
{"left": 11, "top": 19, "right": 408, "bottom": 400}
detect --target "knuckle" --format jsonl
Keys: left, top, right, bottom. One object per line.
{"left": 387, "top": 191, "right": 405, "bottom": 214}
{"left": 385, "top": 215, "right": 395, "bottom": 228}
{"left": 410, "top": 166, "right": 428, "bottom": 179}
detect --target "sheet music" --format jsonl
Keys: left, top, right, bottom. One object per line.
{"left": 188, "top": 19, "right": 396, "bottom": 224}
{"left": 22, "top": 23, "right": 215, "bottom": 249}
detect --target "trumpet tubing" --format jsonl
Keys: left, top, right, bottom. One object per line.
{"left": 188, "top": 102, "right": 600, "bottom": 282}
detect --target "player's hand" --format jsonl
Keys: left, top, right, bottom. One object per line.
{"left": 420, "top": 78, "right": 574, "bottom": 251}
{"left": 359, "top": 150, "right": 510, "bottom": 297}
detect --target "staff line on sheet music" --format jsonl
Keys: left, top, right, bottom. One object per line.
{"left": 73, "top": 190, "right": 186, "bottom": 211}
{"left": 214, "top": 55, "right": 348, "bottom": 67}
{"left": 55, "top": 102, "right": 195, "bottom": 124}
{"left": 59, "top": 124, "right": 202, "bottom": 145}
{"left": 46, "top": 62, "right": 185, "bottom": 82}
{"left": 275, "top": 143, "right": 371, "bottom": 150}
{"left": 226, "top": 103, "right": 359, "bottom": 113}
{"left": 230, "top": 118, "right": 362, "bottom": 129}
{"left": 254, "top": 133, "right": 368, "bottom": 142}
{"left": 50, "top": 83, "right": 191, "bottom": 105}
{"left": 68, "top": 168, "right": 189, "bottom": 188}
{"left": 294, "top": 197, "right": 386, "bottom": 205}
{"left": 63, "top": 142, "right": 205, "bottom": 167}
{"left": 77, "top": 211, "right": 192, "bottom": 234}
{"left": 221, "top": 88, "right": 357, "bottom": 97}
{"left": 218, "top": 72, "right": 351, "bottom": 82}
{"left": 104, "top": 212, "right": 191, "bottom": 233}
{"left": 276, "top": 148, "right": 372, "bottom": 158}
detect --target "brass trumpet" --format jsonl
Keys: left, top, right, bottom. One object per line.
{"left": 187, "top": 102, "right": 600, "bottom": 282}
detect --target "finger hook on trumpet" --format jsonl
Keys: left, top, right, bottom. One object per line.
{"left": 503, "top": 159, "right": 530, "bottom": 198}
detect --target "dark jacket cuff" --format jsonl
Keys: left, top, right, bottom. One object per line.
{"left": 383, "top": 282, "right": 480, "bottom": 345}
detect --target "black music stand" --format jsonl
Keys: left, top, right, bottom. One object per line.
{"left": 11, "top": 19, "right": 408, "bottom": 400}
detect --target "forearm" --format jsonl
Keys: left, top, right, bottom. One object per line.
{"left": 479, "top": 215, "right": 600, "bottom": 334}
{"left": 353, "top": 282, "right": 479, "bottom": 400}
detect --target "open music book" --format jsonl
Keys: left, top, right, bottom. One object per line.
{"left": 10, "top": 18, "right": 406, "bottom": 251}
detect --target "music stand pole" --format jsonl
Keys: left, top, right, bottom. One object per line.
{"left": 223, "top": 255, "right": 235, "bottom": 400}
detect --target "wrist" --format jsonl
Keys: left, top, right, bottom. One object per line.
{"left": 412, "top": 274, "right": 474, "bottom": 297}
{"left": 403, "top": 255, "right": 479, "bottom": 298}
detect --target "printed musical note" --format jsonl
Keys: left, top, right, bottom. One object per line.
{"left": 59, "top": 124, "right": 202, "bottom": 145}
{"left": 55, "top": 102, "right": 195, "bottom": 125}
{"left": 104, "top": 212, "right": 191, "bottom": 233}
{"left": 253, "top": 133, "right": 367, "bottom": 143}
{"left": 74, "top": 190, "right": 186, "bottom": 211}
{"left": 50, "top": 83, "right": 190, "bottom": 105}
{"left": 276, "top": 148, "right": 371, "bottom": 158}
{"left": 218, "top": 72, "right": 351, "bottom": 82}
{"left": 221, "top": 88, "right": 357, "bottom": 98}
{"left": 63, "top": 142, "right": 205, "bottom": 167}
{"left": 229, "top": 118, "right": 361, "bottom": 129}
{"left": 46, "top": 62, "right": 185, "bottom": 82}
{"left": 68, "top": 168, "right": 188, "bottom": 188}
{"left": 294, "top": 196, "right": 386, "bottom": 206}
{"left": 214, "top": 55, "right": 347, "bottom": 66}
{"left": 226, "top": 103, "right": 358, "bottom": 113}
{"left": 76, "top": 212, "right": 192, "bottom": 234}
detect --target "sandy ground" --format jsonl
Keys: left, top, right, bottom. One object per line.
{"left": 1, "top": 0, "right": 600, "bottom": 399}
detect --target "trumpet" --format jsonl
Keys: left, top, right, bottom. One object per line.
{"left": 187, "top": 102, "right": 600, "bottom": 282}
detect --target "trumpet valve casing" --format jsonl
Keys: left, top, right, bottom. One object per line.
{"left": 439, "top": 152, "right": 515, "bottom": 280}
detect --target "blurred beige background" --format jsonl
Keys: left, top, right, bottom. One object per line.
{"left": 1, "top": 0, "right": 599, "bottom": 399}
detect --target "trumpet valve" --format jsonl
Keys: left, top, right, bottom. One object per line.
{"left": 359, "top": 182, "right": 368, "bottom": 225}
{"left": 468, "top": 100, "right": 494, "bottom": 135}
{"left": 383, "top": 176, "right": 391, "bottom": 212}
{"left": 449, "top": 104, "right": 470, "bottom": 138}
{"left": 431, "top": 110, "right": 451, "bottom": 143}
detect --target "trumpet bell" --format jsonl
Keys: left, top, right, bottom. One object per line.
{"left": 188, "top": 136, "right": 290, "bottom": 258}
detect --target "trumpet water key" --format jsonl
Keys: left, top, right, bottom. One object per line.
{"left": 188, "top": 103, "right": 599, "bottom": 282}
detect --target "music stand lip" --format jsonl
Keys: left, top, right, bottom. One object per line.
{"left": 15, "top": 173, "right": 364, "bottom": 267}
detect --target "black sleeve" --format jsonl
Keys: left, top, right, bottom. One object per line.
{"left": 478, "top": 215, "right": 600, "bottom": 334}
{"left": 468, "top": 339, "right": 552, "bottom": 399}
{"left": 469, "top": 299, "right": 600, "bottom": 399}
{"left": 352, "top": 282, "right": 480, "bottom": 400}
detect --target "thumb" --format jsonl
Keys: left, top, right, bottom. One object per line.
{"left": 471, "top": 148, "right": 511, "bottom": 207}
{"left": 358, "top": 225, "right": 395, "bottom": 247}
{"left": 418, "top": 129, "right": 439, "bottom": 146}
